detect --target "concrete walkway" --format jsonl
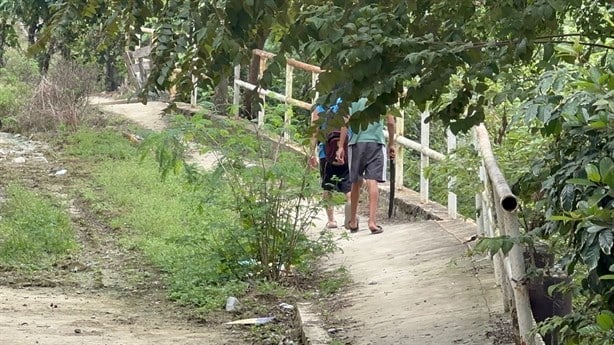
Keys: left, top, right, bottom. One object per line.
{"left": 315, "top": 206, "right": 507, "bottom": 344}
{"left": 91, "top": 96, "right": 511, "bottom": 345}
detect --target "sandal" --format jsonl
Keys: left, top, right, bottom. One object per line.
{"left": 348, "top": 218, "right": 359, "bottom": 233}
{"left": 369, "top": 225, "right": 384, "bottom": 235}
{"left": 326, "top": 221, "right": 338, "bottom": 229}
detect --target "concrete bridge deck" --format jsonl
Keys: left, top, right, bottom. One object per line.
{"left": 312, "top": 200, "right": 510, "bottom": 345}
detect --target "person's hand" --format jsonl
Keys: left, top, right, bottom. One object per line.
{"left": 308, "top": 154, "right": 319, "bottom": 169}
{"left": 335, "top": 147, "right": 345, "bottom": 165}
{"left": 388, "top": 146, "right": 396, "bottom": 160}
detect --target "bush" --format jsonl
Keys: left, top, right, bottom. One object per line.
{"left": 147, "top": 114, "right": 338, "bottom": 282}
{"left": 20, "top": 58, "right": 98, "bottom": 132}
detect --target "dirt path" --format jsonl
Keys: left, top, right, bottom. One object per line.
{"left": 0, "top": 97, "right": 248, "bottom": 345}
{"left": 0, "top": 287, "right": 238, "bottom": 345}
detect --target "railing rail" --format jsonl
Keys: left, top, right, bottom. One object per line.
{"left": 229, "top": 49, "right": 543, "bottom": 345}
{"left": 232, "top": 49, "right": 457, "bottom": 218}
{"left": 475, "top": 124, "right": 544, "bottom": 345}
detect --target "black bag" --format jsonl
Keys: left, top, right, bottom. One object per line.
{"left": 324, "top": 129, "right": 347, "bottom": 166}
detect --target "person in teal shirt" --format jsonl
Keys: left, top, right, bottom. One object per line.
{"left": 335, "top": 98, "right": 396, "bottom": 234}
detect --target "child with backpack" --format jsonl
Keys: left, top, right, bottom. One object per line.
{"left": 309, "top": 98, "right": 352, "bottom": 229}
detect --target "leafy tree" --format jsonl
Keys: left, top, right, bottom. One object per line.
{"left": 517, "top": 56, "right": 614, "bottom": 342}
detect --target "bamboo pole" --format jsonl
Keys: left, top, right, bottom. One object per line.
{"left": 420, "top": 110, "right": 430, "bottom": 202}
{"left": 447, "top": 128, "right": 457, "bottom": 219}
{"left": 395, "top": 108, "right": 405, "bottom": 189}
{"left": 252, "top": 49, "right": 323, "bottom": 73}
{"left": 234, "top": 80, "right": 311, "bottom": 110}
{"left": 257, "top": 57, "right": 268, "bottom": 128}
{"left": 233, "top": 65, "right": 241, "bottom": 118}
{"left": 475, "top": 123, "right": 533, "bottom": 345}
{"left": 474, "top": 124, "right": 518, "bottom": 212}
{"left": 284, "top": 64, "right": 294, "bottom": 141}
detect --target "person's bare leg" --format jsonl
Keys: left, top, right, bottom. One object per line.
{"left": 366, "top": 179, "right": 379, "bottom": 229}
{"left": 348, "top": 179, "right": 363, "bottom": 229}
{"left": 343, "top": 191, "right": 352, "bottom": 229}
{"left": 323, "top": 191, "right": 336, "bottom": 227}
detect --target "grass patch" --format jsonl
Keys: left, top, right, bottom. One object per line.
{"left": 63, "top": 127, "right": 139, "bottom": 160}
{"left": 65, "top": 126, "right": 247, "bottom": 311}
{"left": 0, "top": 184, "right": 76, "bottom": 269}
{"left": 318, "top": 267, "right": 352, "bottom": 296}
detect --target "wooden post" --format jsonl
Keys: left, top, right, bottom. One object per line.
{"left": 447, "top": 128, "right": 457, "bottom": 219}
{"left": 284, "top": 64, "right": 294, "bottom": 141}
{"left": 233, "top": 65, "right": 241, "bottom": 118}
{"left": 311, "top": 72, "right": 319, "bottom": 104}
{"left": 420, "top": 110, "right": 430, "bottom": 202}
{"left": 191, "top": 74, "right": 198, "bottom": 107}
{"left": 257, "top": 57, "right": 267, "bottom": 128}
{"left": 394, "top": 107, "right": 405, "bottom": 190}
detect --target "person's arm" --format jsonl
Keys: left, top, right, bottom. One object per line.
{"left": 335, "top": 116, "right": 350, "bottom": 164}
{"left": 386, "top": 114, "right": 396, "bottom": 159}
{"left": 308, "top": 109, "right": 320, "bottom": 168}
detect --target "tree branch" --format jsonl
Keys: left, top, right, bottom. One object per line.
{"left": 534, "top": 39, "right": 614, "bottom": 50}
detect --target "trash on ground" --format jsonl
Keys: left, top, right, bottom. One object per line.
{"left": 225, "top": 316, "right": 275, "bottom": 325}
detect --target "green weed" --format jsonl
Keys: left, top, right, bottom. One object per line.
{"left": 63, "top": 127, "right": 138, "bottom": 160}
{"left": 63, "top": 126, "right": 246, "bottom": 310}
{"left": 0, "top": 184, "right": 76, "bottom": 269}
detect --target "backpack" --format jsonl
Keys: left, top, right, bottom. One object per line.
{"left": 317, "top": 99, "right": 347, "bottom": 166}
{"left": 324, "top": 129, "right": 348, "bottom": 166}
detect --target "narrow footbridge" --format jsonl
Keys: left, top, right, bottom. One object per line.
{"left": 117, "top": 45, "right": 546, "bottom": 345}
{"left": 227, "top": 50, "right": 544, "bottom": 345}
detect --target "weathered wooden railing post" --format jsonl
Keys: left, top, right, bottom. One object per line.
{"left": 311, "top": 72, "right": 319, "bottom": 105}
{"left": 284, "top": 64, "right": 294, "bottom": 140}
{"left": 257, "top": 56, "right": 268, "bottom": 128}
{"left": 233, "top": 65, "right": 241, "bottom": 118}
{"left": 420, "top": 109, "right": 430, "bottom": 202}
{"left": 447, "top": 128, "right": 457, "bottom": 219}
{"left": 394, "top": 108, "right": 405, "bottom": 190}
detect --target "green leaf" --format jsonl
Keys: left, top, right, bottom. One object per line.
{"left": 599, "top": 230, "right": 613, "bottom": 255}
{"left": 560, "top": 184, "right": 575, "bottom": 211}
{"left": 596, "top": 312, "right": 614, "bottom": 331}
{"left": 600, "top": 275, "right": 614, "bottom": 280}
{"left": 566, "top": 178, "right": 597, "bottom": 187}
{"left": 585, "top": 164, "right": 601, "bottom": 183}
{"left": 581, "top": 241, "right": 601, "bottom": 271}
{"left": 549, "top": 215, "right": 576, "bottom": 221}
{"left": 587, "top": 225, "right": 607, "bottom": 234}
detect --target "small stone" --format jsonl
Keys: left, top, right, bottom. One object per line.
{"left": 74, "top": 328, "right": 81, "bottom": 334}
{"left": 13, "top": 157, "right": 26, "bottom": 164}
{"left": 225, "top": 296, "right": 240, "bottom": 312}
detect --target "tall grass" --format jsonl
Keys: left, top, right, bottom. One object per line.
{"left": 0, "top": 184, "right": 76, "bottom": 269}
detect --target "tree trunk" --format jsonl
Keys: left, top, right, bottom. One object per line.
{"left": 213, "top": 73, "right": 229, "bottom": 115}
{"left": 241, "top": 31, "right": 268, "bottom": 119}
{"left": 0, "top": 32, "right": 5, "bottom": 68}
{"left": 38, "top": 50, "right": 51, "bottom": 74}
{"left": 27, "top": 23, "right": 37, "bottom": 45}
{"left": 104, "top": 48, "right": 120, "bottom": 91}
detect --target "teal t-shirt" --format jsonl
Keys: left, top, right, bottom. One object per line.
{"left": 348, "top": 98, "right": 386, "bottom": 145}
